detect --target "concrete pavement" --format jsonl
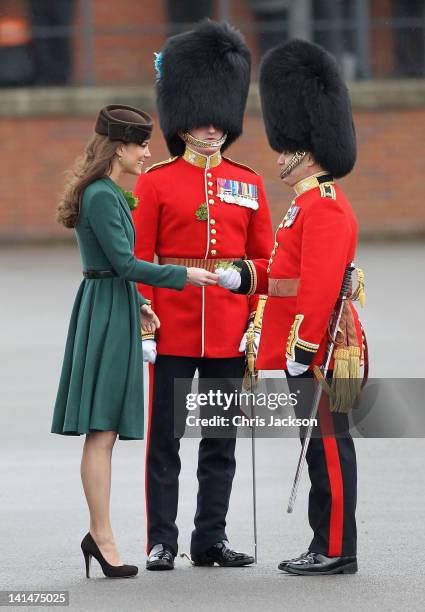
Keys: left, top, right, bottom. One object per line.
{"left": 0, "top": 243, "right": 424, "bottom": 611}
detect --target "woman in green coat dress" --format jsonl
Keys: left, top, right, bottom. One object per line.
{"left": 52, "top": 105, "right": 218, "bottom": 578}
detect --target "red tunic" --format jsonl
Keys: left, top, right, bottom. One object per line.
{"left": 238, "top": 174, "right": 363, "bottom": 370}
{"left": 133, "top": 151, "right": 274, "bottom": 358}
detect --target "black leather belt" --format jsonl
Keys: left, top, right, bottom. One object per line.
{"left": 83, "top": 270, "right": 117, "bottom": 279}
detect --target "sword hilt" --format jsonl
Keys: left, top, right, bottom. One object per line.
{"left": 339, "top": 264, "right": 355, "bottom": 300}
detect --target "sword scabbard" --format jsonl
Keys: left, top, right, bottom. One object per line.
{"left": 287, "top": 264, "right": 354, "bottom": 513}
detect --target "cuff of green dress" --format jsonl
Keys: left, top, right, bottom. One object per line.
{"left": 173, "top": 265, "right": 188, "bottom": 290}
{"left": 138, "top": 293, "right": 148, "bottom": 306}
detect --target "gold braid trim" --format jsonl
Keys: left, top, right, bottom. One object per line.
{"left": 183, "top": 132, "right": 227, "bottom": 149}
{"left": 145, "top": 157, "right": 178, "bottom": 173}
{"left": 286, "top": 314, "right": 319, "bottom": 360}
{"left": 280, "top": 151, "right": 306, "bottom": 179}
{"left": 286, "top": 314, "right": 304, "bottom": 360}
{"left": 243, "top": 295, "right": 267, "bottom": 391}
{"left": 245, "top": 260, "right": 258, "bottom": 296}
{"left": 222, "top": 156, "right": 258, "bottom": 174}
{"left": 297, "top": 340, "right": 318, "bottom": 352}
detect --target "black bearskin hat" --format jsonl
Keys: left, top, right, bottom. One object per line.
{"left": 259, "top": 39, "right": 356, "bottom": 178}
{"left": 155, "top": 20, "right": 251, "bottom": 156}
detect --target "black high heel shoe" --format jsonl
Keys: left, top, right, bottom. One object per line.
{"left": 81, "top": 533, "right": 138, "bottom": 579}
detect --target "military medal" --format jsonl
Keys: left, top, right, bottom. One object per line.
{"left": 216, "top": 178, "right": 259, "bottom": 210}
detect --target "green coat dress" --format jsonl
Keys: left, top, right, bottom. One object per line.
{"left": 51, "top": 176, "right": 187, "bottom": 440}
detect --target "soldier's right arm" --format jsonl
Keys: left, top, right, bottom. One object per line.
{"left": 230, "top": 258, "right": 270, "bottom": 295}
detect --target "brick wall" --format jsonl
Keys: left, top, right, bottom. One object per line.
{"left": 3, "top": 0, "right": 407, "bottom": 84}
{"left": 72, "top": 0, "right": 420, "bottom": 84}
{"left": 1, "top": 108, "right": 424, "bottom": 241}
{"left": 1, "top": 1, "right": 423, "bottom": 240}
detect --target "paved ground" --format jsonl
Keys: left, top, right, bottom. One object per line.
{"left": 0, "top": 243, "right": 424, "bottom": 611}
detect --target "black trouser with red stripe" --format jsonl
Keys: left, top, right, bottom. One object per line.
{"left": 146, "top": 355, "right": 245, "bottom": 558}
{"left": 286, "top": 371, "right": 357, "bottom": 557}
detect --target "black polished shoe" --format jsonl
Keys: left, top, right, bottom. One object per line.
{"left": 192, "top": 540, "right": 254, "bottom": 567}
{"left": 278, "top": 551, "right": 358, "bottom": 575}
{"left": 146, "top": 544, "right": 175, "bottom": 571}
{"left": 81, "top": 533, "right": 138, "bottom": 579}
{"left": 278, "top": 551, "right": 309, "bottom": 568}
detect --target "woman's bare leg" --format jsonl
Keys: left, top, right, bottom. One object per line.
{"left": 80, "top": 430, "right": 122, "bottom": 566}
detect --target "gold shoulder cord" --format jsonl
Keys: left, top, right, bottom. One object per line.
{"left": 222, "top": 156, "right": 258, "bottom": 175}
{"left": 145, "top": 157, "right": 178, "bottom": 173}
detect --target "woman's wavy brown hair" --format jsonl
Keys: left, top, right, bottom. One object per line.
{"left": 56, "top": 134, "right": 119, "bottom": 228}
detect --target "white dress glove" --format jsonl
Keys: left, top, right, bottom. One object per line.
{"left": 215, "top": 267, "right": 241, "bottom": 291}
{"left": 286, "top": 357, "right": 309, "bottom": 376}
{"left": 143, "top": 339, "right": 157, "bottom": 364}
{"left": 239, "top": 330, "right": 260, "bottom": 354}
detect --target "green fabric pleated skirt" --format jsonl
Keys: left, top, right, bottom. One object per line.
{"left": 51, "top": 278, "right": 144, "bottom": 440}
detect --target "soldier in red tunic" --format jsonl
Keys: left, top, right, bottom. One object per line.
{"left": 217, "top": 39, "right": 365, "bottom": 575}
{"left": 133, "top": 20, "right": 274, "bottom": 570}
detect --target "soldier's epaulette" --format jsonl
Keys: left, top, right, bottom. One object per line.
{"left": 145, "top": 156, "right": 179, "bottom": 173}
{"left": 319, "top": 182, "right": 336, "bottom": 200}
{"left": 222, "top": 157, "right": 258, "bottom": 175}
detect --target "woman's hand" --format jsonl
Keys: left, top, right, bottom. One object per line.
{"left": 186, "top": 267, "right": 218, "bottom": 287}
{"left": 141, "top": 303, "right": 160, "bottom": 333}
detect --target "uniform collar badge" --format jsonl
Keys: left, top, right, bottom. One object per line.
{"left": 183, "top": 146, "right": 222, "bottom": 169}
{"left": 283, "top": 204, "right": 300, "bottom": 228}
{"left": 294, "top": 171, "right": 333, "bottom": 196}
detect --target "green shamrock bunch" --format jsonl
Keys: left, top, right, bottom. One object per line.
{"left": 118, "top": 187, "right": 139, "bottom": 211}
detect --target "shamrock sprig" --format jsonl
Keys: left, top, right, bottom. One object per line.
{"left": 195, "top": 202, "right": 208, "bottom": 221}
{"left": 216, "top": 261, "right": 242, "bottom": 272}
{"left": 118, "top": 187, "right": 139, "bottom": 211}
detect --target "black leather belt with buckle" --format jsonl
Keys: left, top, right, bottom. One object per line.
{"left": 83, "top": 270, "right": 117, "bottom": 279}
